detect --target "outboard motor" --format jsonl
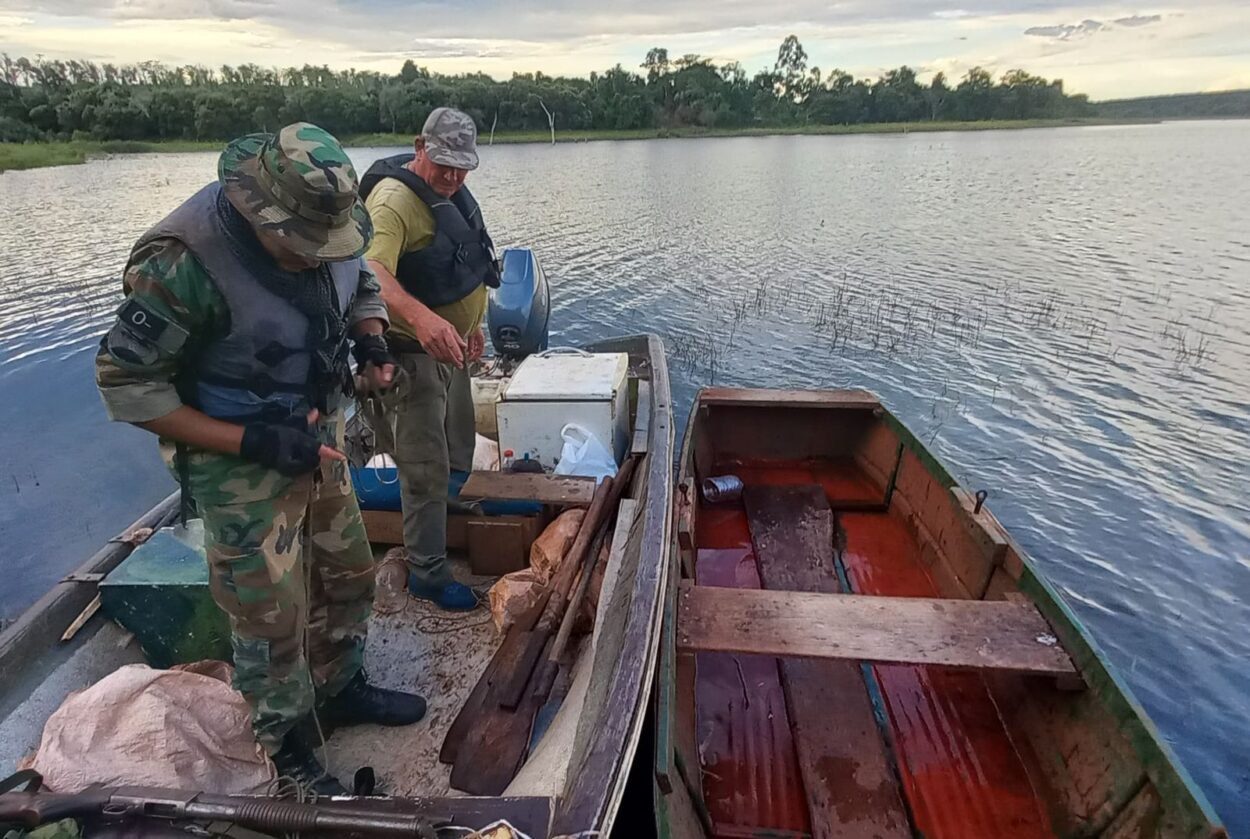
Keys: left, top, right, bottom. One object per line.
{"left": 488, "top": 248, "right": 550, "bottom": 359}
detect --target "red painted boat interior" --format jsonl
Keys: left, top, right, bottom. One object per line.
{"left": 692, "top": 458, "right": 1054, "bottom": 839}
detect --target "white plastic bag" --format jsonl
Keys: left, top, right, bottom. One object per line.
{"left": 552, "top": 423, "right": 617, "bottom": 483}
{"left": 473, "top": 433, "right": 501, "bottom": 471}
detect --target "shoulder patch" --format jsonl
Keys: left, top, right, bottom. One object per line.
{"left": 118, "top": 298, "right": 169, "bottom": 342}
{"left": 105, "top": 298, "right": 190, "bottom": 369}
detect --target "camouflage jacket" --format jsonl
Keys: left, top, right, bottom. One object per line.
{"left": 96, "top": 237, "right": 388, "bottom": 424}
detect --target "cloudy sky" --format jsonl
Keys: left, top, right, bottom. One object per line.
{"left": 1, "top": 1, "right": 1248, "bottom": 99}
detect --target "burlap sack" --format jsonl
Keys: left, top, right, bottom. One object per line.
{"left": 30, "top": 662, "right": 274, "bottom": 794}
{"left": 529, "top": 508, "right": 586, "bottom": 585}
{"left": 488, "top": 569, "right": 545, "bottom": 634}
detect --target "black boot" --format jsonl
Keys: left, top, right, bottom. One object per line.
{"left": 321, "top": 671, "right": 427, "bottom": 729}
{"left": 271, "top": 724, "right": 349, "bottom": 797}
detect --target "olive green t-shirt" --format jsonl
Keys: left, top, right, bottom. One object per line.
{"left": 363, "top": 178, "right": 487, "bottom": 341}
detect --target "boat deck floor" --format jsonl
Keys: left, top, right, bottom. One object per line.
{"left": 0, "top": 554, "right": 553, "bottom": 800}
{"left": 694, "top": 460, "right": 1054, "bottom": 839}
{"left": 327, "top": 553, "right": 501, "bottom": 797}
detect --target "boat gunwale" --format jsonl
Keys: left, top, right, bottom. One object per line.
{"left": 653, "top": 386, "right": 1226, "bottom": 838}
{"left": 0, "top": 491, "right": 181, "bottom": 696}
{"left": 551, "top": 332, "right": 675, "bottom": 835}
{"left": 0, "top": 333, "right": 675, "bottom": 839}
{"left": 872, "top": 403, "right": 1227, "bottom": 835}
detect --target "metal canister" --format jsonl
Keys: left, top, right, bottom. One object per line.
{"left": 701, "top": 474, "right": 744, "bottom": 504}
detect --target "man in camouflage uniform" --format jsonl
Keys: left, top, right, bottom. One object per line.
{"left": 95, "top": 123, "right": 425, "bottom": 795}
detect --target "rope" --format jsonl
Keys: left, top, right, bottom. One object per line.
{"left": 374, "top": 580, "right": 492, "bottom": 634}
{"left": 301, "top": 474, "right": 335, "bottom": 815}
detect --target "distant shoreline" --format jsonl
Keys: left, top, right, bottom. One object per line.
{"left": 1, "top": 118, "right": 1157, "bottom": 172}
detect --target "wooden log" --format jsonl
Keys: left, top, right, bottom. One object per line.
{"left": 744, "top": 484, "right": 910, "bottom": 839}
{"left": 677, "top": 585, "right": 1077, "bottom": 676}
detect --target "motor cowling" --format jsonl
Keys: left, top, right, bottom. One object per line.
{"left": 488, "top": 248, "right": 550, "bottom": 359}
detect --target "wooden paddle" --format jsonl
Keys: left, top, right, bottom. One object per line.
{"left": 496, "top": 458, "right": 637, "bottom": 710}
{"left": 449, "top": 458, "right": 640, "bottom": 795}
{"left": 439, "top": 588, "right": 552, "bottom": 765}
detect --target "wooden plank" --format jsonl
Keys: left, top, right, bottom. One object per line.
{"left": 449, "top": 471, "right": 627, "bottom": 795}
{"left": 631, "top": 379, "right": 651, "bottom": 455}
{"left": 361, "top": 509, "right": 403, "bottom": 545}
{"left": 652, "top": 529, "right": 680, "bottom": 795}
{"left": 466, "top": 519, "right": 529, "bottom": 576}
{"left": 449, "top": 634, "right": 554, "bottom": 795}
{"left": 699, "top": 387, "right": 880, "bottom": 409}
{"left": 896, "top": 449, "right": 995, "bottom": 597}
{"left": 952, "top": 487, "right": 1010, "bottom": 591}
{"left": 744, "top": 484, "right": 910, "bottom": 839}
{"left": 366, "top": 509, "right": 543, "bottom": 553}
{"left": 678, "top": 585, "right": 1077, "bottom": 675}
{"left": 460, "top": 471, "right": 596, "bottom": 505}
{"left": 1101, "top": 782, "right": 1164, "bottom": 838}
{"left": 440, "top": 591, "right": 552, "bottom": 765}
{"left": 60, "top": 594, "right": 101, "bottom": 642}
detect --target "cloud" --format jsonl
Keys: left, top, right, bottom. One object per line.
{"left": 1025, "top": 19, "right": 1105, "bottom": 39}
{"left": 1114, "top": 14, "right": 1163, "bottom": 27}
{"left": 0, "top": 0, "right": 1247, "bottom": 99}
{"left": 1025, "top": 13, "right": 1163, "bottom": 41}
{"left": 367, "top": 39, "right": 519, "bottom": 60}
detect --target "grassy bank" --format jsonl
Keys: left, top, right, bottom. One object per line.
{"left": 0, "top": 139, "right": 222, "bottom": 172}
{"left": 2, "top": 118, "right": 1146, "bottom": 172}
{"left": 349, "top": 118, "right": 1145, "bottom": 148}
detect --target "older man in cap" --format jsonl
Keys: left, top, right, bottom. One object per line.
{"left": 96, "top": 122, "right": 425, "bottom": 795}
{"left": 358, "top": 107, "right": 501, "bottom": 611}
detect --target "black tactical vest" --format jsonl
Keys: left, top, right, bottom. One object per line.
{"left": 359, "top": 154, "right": 500, "bottom": 309}
{"left": 129, "top": 183, "right": 361, "bottom": 422}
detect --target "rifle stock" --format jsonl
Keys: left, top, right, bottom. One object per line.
{"left": 0, "top": 788, "right": 111, "bottom": 829}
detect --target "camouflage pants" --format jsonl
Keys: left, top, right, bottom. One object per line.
{"left": 165, "top": 409, "right": 375, "bottom": 753}
{"left": 362, "top": 352, "right": 474, "bottom": 588}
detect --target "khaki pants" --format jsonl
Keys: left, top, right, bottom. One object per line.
{"left": 367, "top": 352, "right": 475, "bottom": 587}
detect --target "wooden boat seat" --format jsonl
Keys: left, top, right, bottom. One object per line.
{"left": 459, "top": 471, "right": 596, "bottom": 505}
{"left": 677, "top": 583, "right": 1077, "bottom": 676}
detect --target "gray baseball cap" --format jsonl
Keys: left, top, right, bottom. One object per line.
{"left": 422, "top": 107, "right": 479, "bottom": 170}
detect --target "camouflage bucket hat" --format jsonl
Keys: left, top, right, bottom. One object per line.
{"left": 422, "top": 107, "right": 479, "bottom": 170}
{"left": 218, "top": 122, "right": 372, "bottom": 262}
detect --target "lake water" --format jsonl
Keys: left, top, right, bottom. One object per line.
{"left": 1, "top": 121, "right": 1248, "bottom": 831}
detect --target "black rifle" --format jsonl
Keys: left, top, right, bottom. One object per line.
{"left": 0, "top": 786, "right": 447, "bottom": 837}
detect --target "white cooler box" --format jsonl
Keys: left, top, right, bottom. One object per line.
{"left": 496, "top": 350, "right": 630, "bottom": 470}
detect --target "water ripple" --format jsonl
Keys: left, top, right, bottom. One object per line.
{"left": 2, "top": 122, "right": 1248, "bottom": 830}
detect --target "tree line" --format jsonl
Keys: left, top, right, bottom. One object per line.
{"left": 0, "top": 36, "right": 1095, "bottom": 144}
{"left": 1095, "top": 89, "right": 1250, "bottom": 120}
